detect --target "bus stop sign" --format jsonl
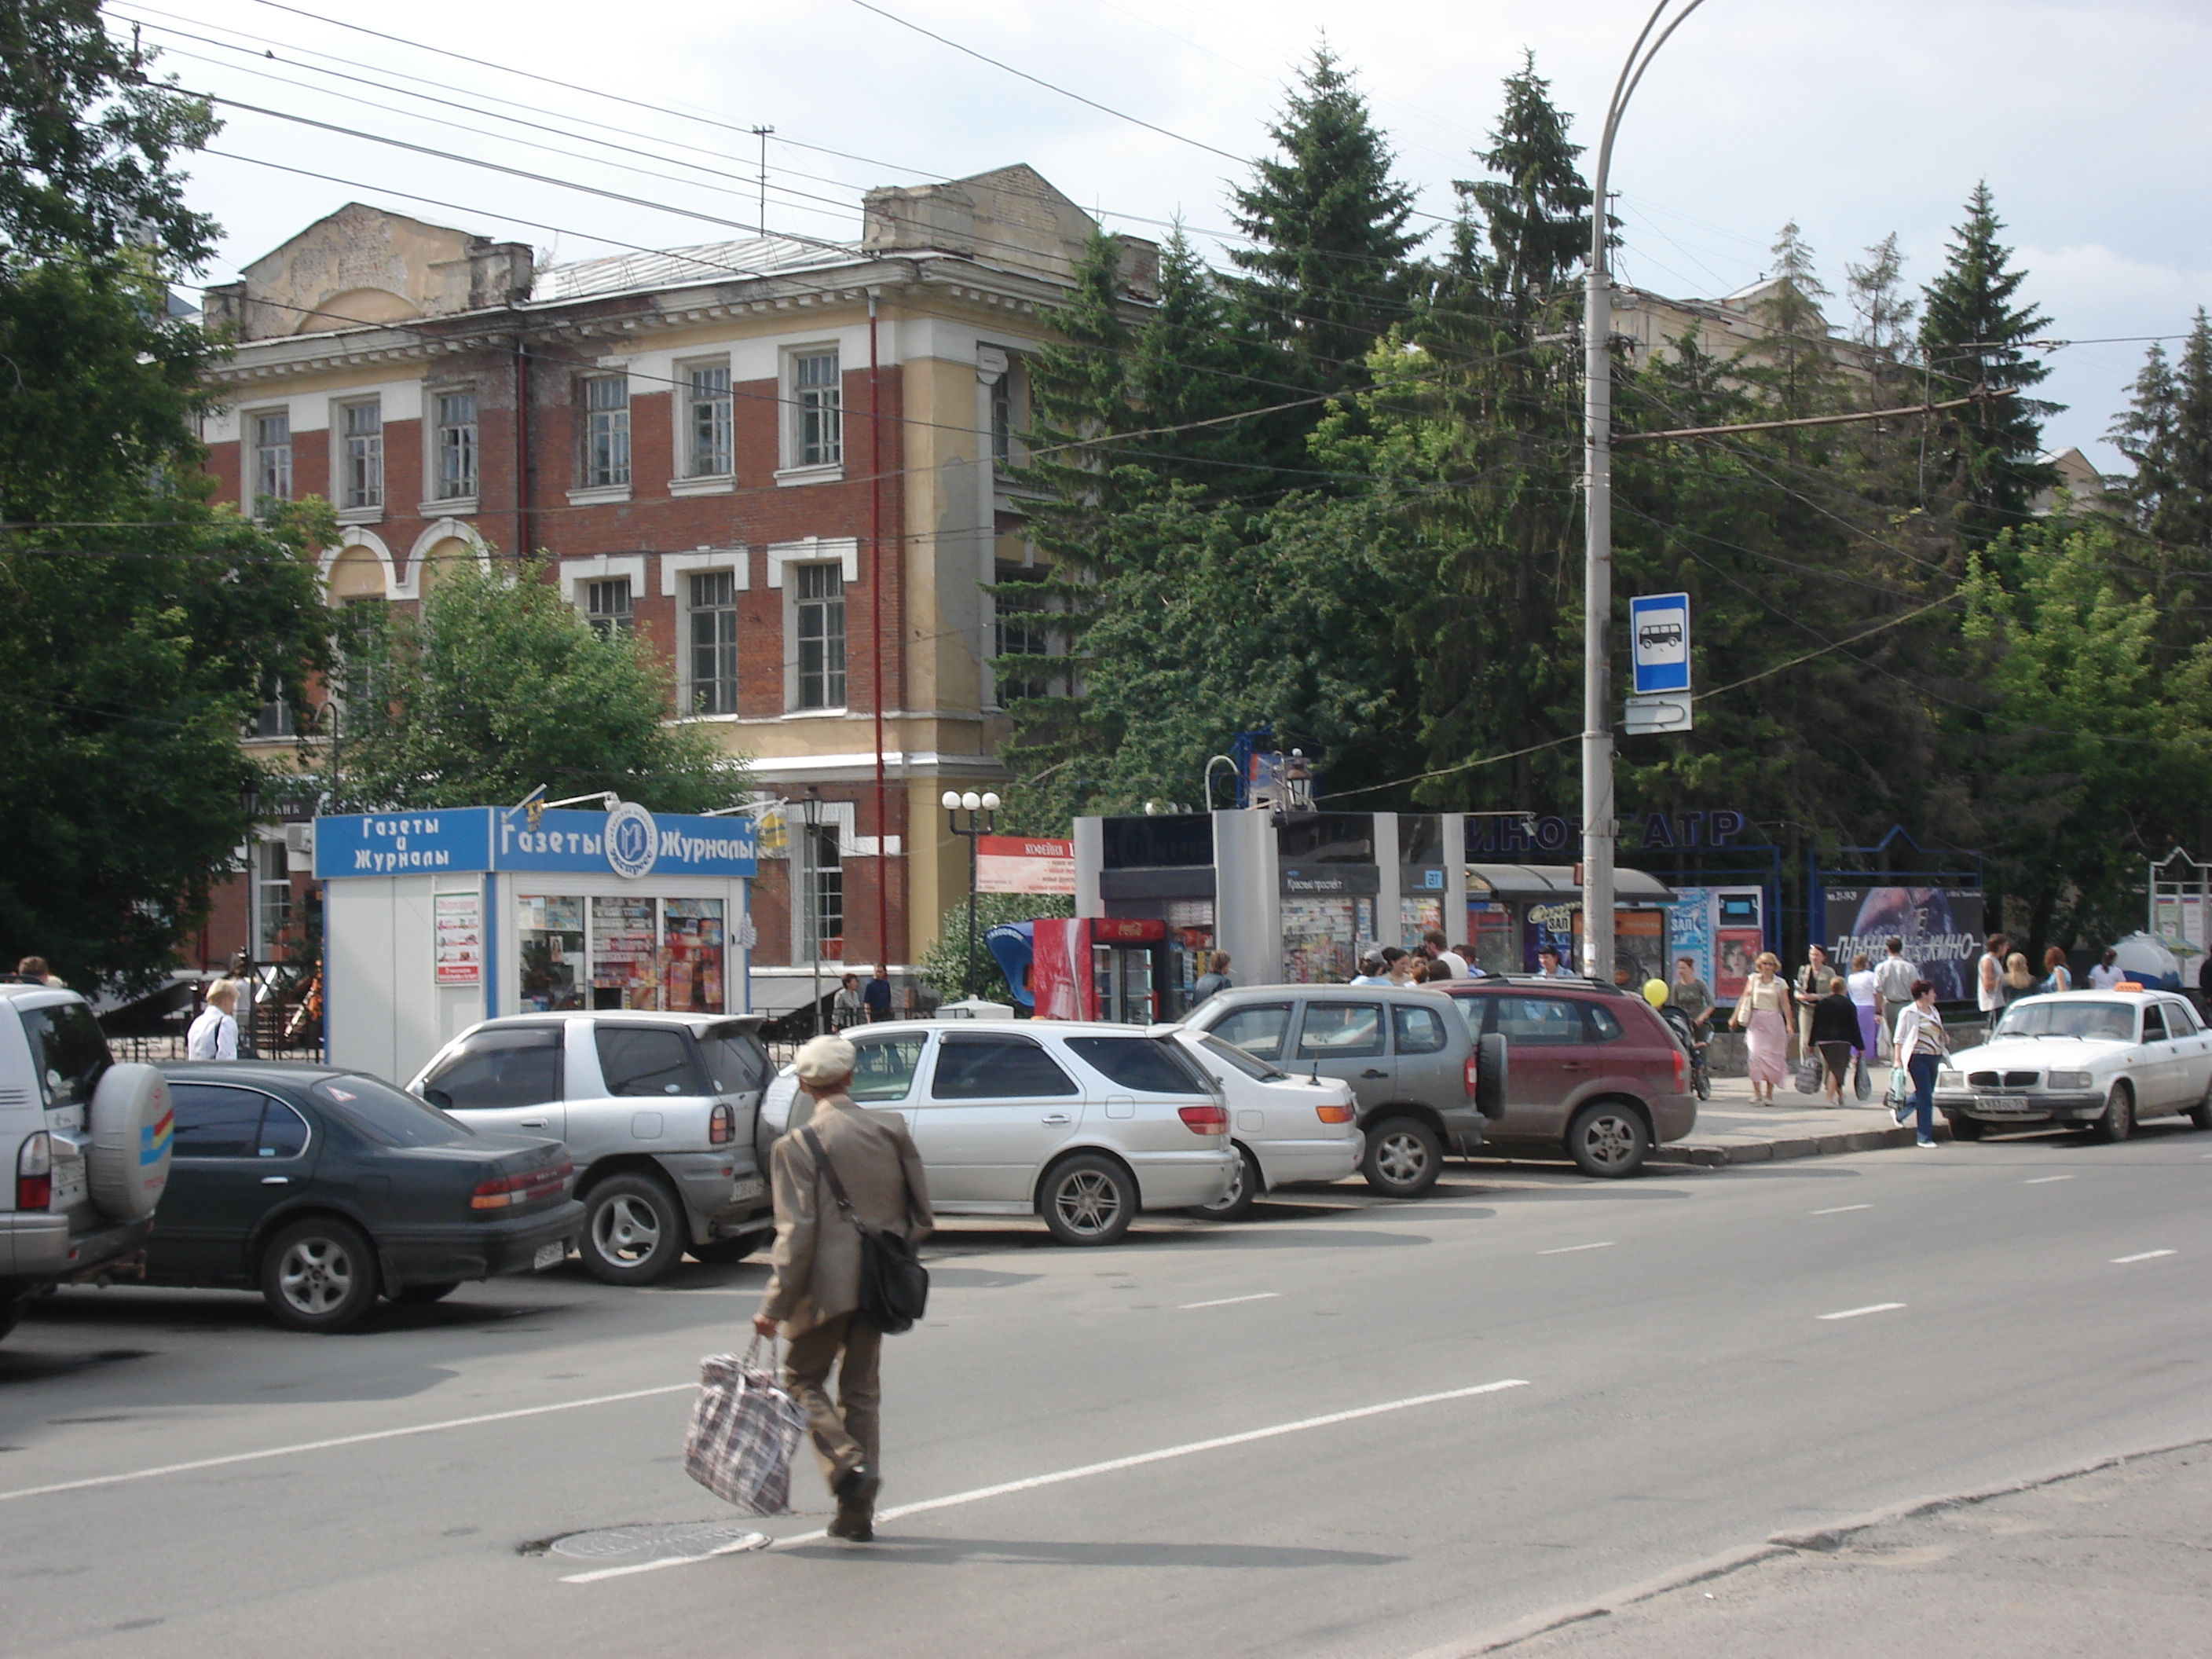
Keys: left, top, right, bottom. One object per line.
{"left": 1630, "top": 592, "right": 1690, "bottom": 694}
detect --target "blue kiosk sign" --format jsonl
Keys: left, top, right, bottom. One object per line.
{"left": 315, "top": 804, "right": 759, "bottom": 1086}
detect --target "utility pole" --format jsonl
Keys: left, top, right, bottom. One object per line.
{"left": 1582, "top": 0, "right": 1704, "bottom": 985}
{"left": 749, "top": 125, "right": 774, "bottom": 233}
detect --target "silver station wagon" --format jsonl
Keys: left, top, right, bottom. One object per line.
{"left": 760, "top": 1020, "right": 1237, "bottom": 1246}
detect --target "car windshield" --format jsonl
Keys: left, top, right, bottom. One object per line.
{"left": 1196, "top": 1033, "right": 1287, "bottom": 1082}
{"left": 312, "top": 1075, "right": 473, "bottom": 1145}
{"left": 1993, "top": 1001, "right": 2136, "bottom": 1042}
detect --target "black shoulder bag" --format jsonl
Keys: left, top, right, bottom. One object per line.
{"left": 799, "top": 1126, "right": 929, "bottom": 1335}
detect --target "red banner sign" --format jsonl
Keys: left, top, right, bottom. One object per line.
{"left": 975, "top": 835, "right": 1076, "bottom": 894}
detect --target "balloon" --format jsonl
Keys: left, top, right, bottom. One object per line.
{"left": 1642, "top": 978, "right": 1670, "bottom": 1008}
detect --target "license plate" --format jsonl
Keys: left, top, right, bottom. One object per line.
{"left": 1974, "top": 1094, "right": 2032, "bottom": 1113}
{"left": 533, "top": 1241, "right": 566, "bottom": 1271}
{"left": 731, "top": 1175, "right": 765, "bottom": 1202}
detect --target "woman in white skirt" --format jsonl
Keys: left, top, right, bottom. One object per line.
{"left": 1730, "top": 952, "right": 1794, "bottom": 1103}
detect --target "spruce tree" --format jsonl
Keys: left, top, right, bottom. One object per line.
{"left": 1917, "top": 182, "right": 2057, "bottom": 544}
{"left": 1743, "top": 222, "right": 1843, "bottom": 431}
{"left": 1227, "top": 41, "right": 1423, "bottom": 391}
{"left": 1845, "top": 232, "right": 1916, "bottom": 377}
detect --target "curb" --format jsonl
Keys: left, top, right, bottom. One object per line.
{"left": 1652, "top": 1122, "right": 1949, "bottom": 1166}
{"left": 1412, "top": 1433, "right": 2212, "bottom": 1657}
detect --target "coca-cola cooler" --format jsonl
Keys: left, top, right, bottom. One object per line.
{"left": 1031, "top": 917, "right": 1174, "bottom": 1023}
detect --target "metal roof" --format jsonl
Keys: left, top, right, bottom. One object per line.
{"left": 1466, "top": 863, "right": 1678, "bottom": 903}
{"left": 528, "top": 236, "right": 859, "bottom": 305}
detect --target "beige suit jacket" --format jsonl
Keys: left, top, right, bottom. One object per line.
{"left": 759, "top": 1093, "right": 933, "bottom": 1335}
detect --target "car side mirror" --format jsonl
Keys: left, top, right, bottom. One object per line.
{"left": 427, "top": 1089, "right": 452, "bottom": 1111}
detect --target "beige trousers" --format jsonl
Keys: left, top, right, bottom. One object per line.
{"left": 782, "top": 1313, "right": 883, "bottom": 1504}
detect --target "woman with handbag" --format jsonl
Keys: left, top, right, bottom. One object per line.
{"left": 1889, "top": 980, "right": 1949, "bottom": 1148}
{"left": 1730, "top": 952, "right": 1794, "bottom": 1104}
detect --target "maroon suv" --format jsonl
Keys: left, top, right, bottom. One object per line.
{"left": 1436, "top": 977, "right": 1696, "bottom": 1177}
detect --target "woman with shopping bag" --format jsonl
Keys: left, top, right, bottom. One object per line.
{"left": 1730, "top": 952, "right": 1794, "bottom": 1104}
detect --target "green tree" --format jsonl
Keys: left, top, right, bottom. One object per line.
{"left": 0, "top": 14, "right": 331, "bottom": 988}
{"left": 915, "top": 892, "right": 1073, "bottom": 1007}
{"left": 1844, "top": 232, "right": 1916, "bottom": 377}
{"left": 324, "top": 558, "right": 746, "bottom": 814}
{"left": 1918, "top": 182, "right": 2057, "bottom": 545}
{"left": 1227, "top": 41, "right": 1423, "bottom": 393}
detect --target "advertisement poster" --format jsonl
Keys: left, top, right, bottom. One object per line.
{"left": 1523, "top": 901, "right": 1579, "bottom": 972}
{"left": 434, "top": 892, "right": 482, "bottom": 987}
{"left": 1824, "top": 885, "right": 1985, "bottom": 1003}
{"left": 1665, "top": 886, "right": 1714, "bottom": 992}
{"left": 1715, "top": 929, "right": 1763, "bottom": 999}
{"left": 1283, "top": 896, "right": 1362, "bottom": 983}
{"left": 975, "top": 835, "right": 1076, "bottom": 894}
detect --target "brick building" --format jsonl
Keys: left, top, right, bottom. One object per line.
{"left": 198, "top": 164, "right": 1156, "bottom": 1019}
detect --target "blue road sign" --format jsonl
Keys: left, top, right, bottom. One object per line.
{"left": 1630, "top": 592, "right": 1691, "bottom": 694}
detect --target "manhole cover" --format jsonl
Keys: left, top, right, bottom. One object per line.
{"left": 549, "top": 1521, "right": 769, "bottom": 1563}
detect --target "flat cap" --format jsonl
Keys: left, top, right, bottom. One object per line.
{"left": 792, "top": 1033, "right": 858, "bottom": 1084}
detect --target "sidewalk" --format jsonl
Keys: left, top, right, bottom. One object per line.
{"left": 1654, "top": 1072, "right": 1943, "bottom": 1168}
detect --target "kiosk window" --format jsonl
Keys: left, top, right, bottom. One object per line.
{"left": 518, "top": 895, "right": 585, "bottom": 1012}
{"left": 662, "top": 899, "right": 726, "bottom": 1013}
{"left": 595, "top": 1027, "right": 705, "bottom": 1097}
{"left": 1209, "top": 1003, "right": 1291, "bottom": 1062}
{"left": 421, "top": 1027, "right": 564, "bottom": 1111}
{"left": 929, "top": 1035, "right": 1079, "bottom": 1100}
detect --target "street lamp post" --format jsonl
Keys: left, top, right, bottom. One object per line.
{"left": 941, "top": 789, "right": 1000, "bottom": 1000}
{"left": 238, "top": 771, "right": 262, "bottom": 1059}
{"left": 800, "top": 786, "right": 824, "bottom": 1036}
{"left": 1582, "top": 0, "right": 1705, "bottom": 984}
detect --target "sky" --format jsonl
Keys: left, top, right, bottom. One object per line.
{"left": 142, "top": 0, "right": 2212, "bottom": 472}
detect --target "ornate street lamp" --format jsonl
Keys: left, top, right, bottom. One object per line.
{"left": 942, "top": 789, "right": 1001, "bottom": 1000}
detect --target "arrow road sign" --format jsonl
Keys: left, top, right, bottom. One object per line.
{"left": 1629, "top": 592, "right": 1690, "bottom": 694}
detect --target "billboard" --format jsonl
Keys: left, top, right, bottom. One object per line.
{"left": 1824, "top": 885, "right": 1985, "bottom": 1003}
{"left": 975, "top": 835, "right": 1075, "bottom": 894}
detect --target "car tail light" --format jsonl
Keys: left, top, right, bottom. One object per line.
{"left": 1316, "top": 1103, "right": 1354, "bottom": 1124}
{"left": 709, "top": 1103, "right": 734, "bottom": 1144}
{"left": 1464, "top": 1053, "right": 1479, "bottom": 1101}
{"left": 471, "top": 1159, "right": 575, "bottom": 1210}
{"left": 16, "top": 1131, "right": 52, "bottom": 1211}
{"left": 1177, "top": 1104, "right": 1229, "bottom": 1136}
{"left": 1672, "top": 1047, "right": 1686, "bottom": 1092}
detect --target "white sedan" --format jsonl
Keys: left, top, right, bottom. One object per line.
{"left": 1934, "top": 991, "right": 2212, "bottom": 1142}
{"left": 1161, "top": 1026, "right": 1363, "bottom": 1221}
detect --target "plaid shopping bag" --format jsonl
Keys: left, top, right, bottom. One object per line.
{"left": 683, "top": 1339, "right": 810, "bottom": 1514}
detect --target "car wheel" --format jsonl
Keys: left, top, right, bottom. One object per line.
{"left": 687, "top": 1237, "right": 760, "bottom": 1265}
{"left": 261, "top": 1217, "right": 381, "bottom": 1333}
{"left": 1566, "top": 1102, "right": 1651, "bottom": 1178}
{"left": 390, "top": 1281, "right": 460, "bottom": 1305}
{"left": 1946, "top": 1113, "right": 1987, "bottom": 1141}
{"left": 1362, "top": 1116, "right": 1443, "bottom": 1198}
{"left": 580, "top": 1174, "right": 688, "bottom": 1284}
{"left": 2090, "top": 1082, "right": 2133, "bottom": 1144}
{"left": 1039, "top": 1153, "right": 1136, "bottom": 1246}
{"left": 1694, "top": 1070, "right": 1712, "bottom": 1103}
{"left": 1190, "top": 1142, "right": 1261, "bottom": 1221}
{"left": 2188, "top": 1093, "right": 2212, "bottom": 1131}
{"left": 0, "top": 1295, "right": 30, "bottom": 1343}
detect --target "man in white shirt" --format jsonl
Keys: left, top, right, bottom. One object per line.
{"left": 1423, "top": 930, "right": 1471, "bottom": 982}
{"left": 1872, "top": 939, "right": 1917, "bottom": 1059}
{"left": 186, "top": 980, "right": 240, "bottom": 1060}
{"left": 1977, "top": 933, "right": 2009, "bottom": 1035}
{"left": 2089, "top": 948, "right": 2122, "bottom": 990}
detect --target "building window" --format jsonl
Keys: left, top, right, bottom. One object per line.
{"left": 583, "top": 375, "right": 631, "bottom": 487}
{"left": 793, "top": 562, "right": 845, "bottom": 709}
{"left": 793, "top": 350, "right": 840, "bottom": 467}
{"left": 252, "top": 411, "right": 291, "bottom": 502}
{"left": 993, "top": 561, "right": 1058, "bottom": 701}
{"left": 340, "top": 399, "right": 383, "bottom": 509}
{"left": 256, "top": 840, "right": 292, "bottom": 956}
{"left": 799, "top": 824, "right": 844, "bottom": 962}
{"left": 332, "top": 597, "right": 384, "bottom": 713}
{"left": 688, "top": 569, "right": 738, "bottom": 714}
{"left": 991, "top": 372, "right": 1016, "bottom": 466}
{"left": 685, "top": 363, "right": 733, "bottom": 478}
{"left": 246, "top": 668, "right": 294, "bottom": 739}
{"left": 434, "top": 390, "right": 478, "bottom": 500}
{"left": 585, "top": 577, "right": 633, "bottom": 637}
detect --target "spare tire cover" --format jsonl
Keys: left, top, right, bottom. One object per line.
{"left": 87, "top": 1063, "right": 174, "bottom": 1220}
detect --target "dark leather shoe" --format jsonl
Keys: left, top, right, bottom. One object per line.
{"left": 826, "top": 1513, "right": 874, "bottom": 1543}
{"left": 833, "top": 1463, "right": 881, "bottom": 1511}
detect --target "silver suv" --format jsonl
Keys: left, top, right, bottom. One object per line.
{"left": 1188, "top": 984, "right": 1505, "bottom": 1198}
{"left": 2, "top": 983, "right": 175, "bottom": 1342}
{"left": 760, "top": 1020, "right": 1238, "bottom": 1246}
{"left": 409, "top": 1013, "right": 773, "bottom": 1284}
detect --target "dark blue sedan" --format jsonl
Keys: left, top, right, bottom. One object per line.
{"left": 151, "top": 1062, "right": 583, "bottom": 1332}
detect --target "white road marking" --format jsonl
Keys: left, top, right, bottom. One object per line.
{"left": 562, "top": 1377, "right": 1535, "bottom": 1584}
{"left": 1818, "top": 1302, "right": 1906, "bottom": 1321}
{"left": 0, "top": 1382, "right": 694, "bottom": 1505}
{"left": 1178, "top": 1292, "right": 1281, "bottom": 1309}
{"left": 2023, "top": 1176, "right": 2074, "bottom": 1185}
{"left": 1539, "top": 1242, "right": 1617, "bottom": 1254}
{"left": 1811, "top": 1204, "right": 1872, "bottom": 1215}
{"left": 2111, "top": 1250, "right": 2177, "bottom": 1264}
